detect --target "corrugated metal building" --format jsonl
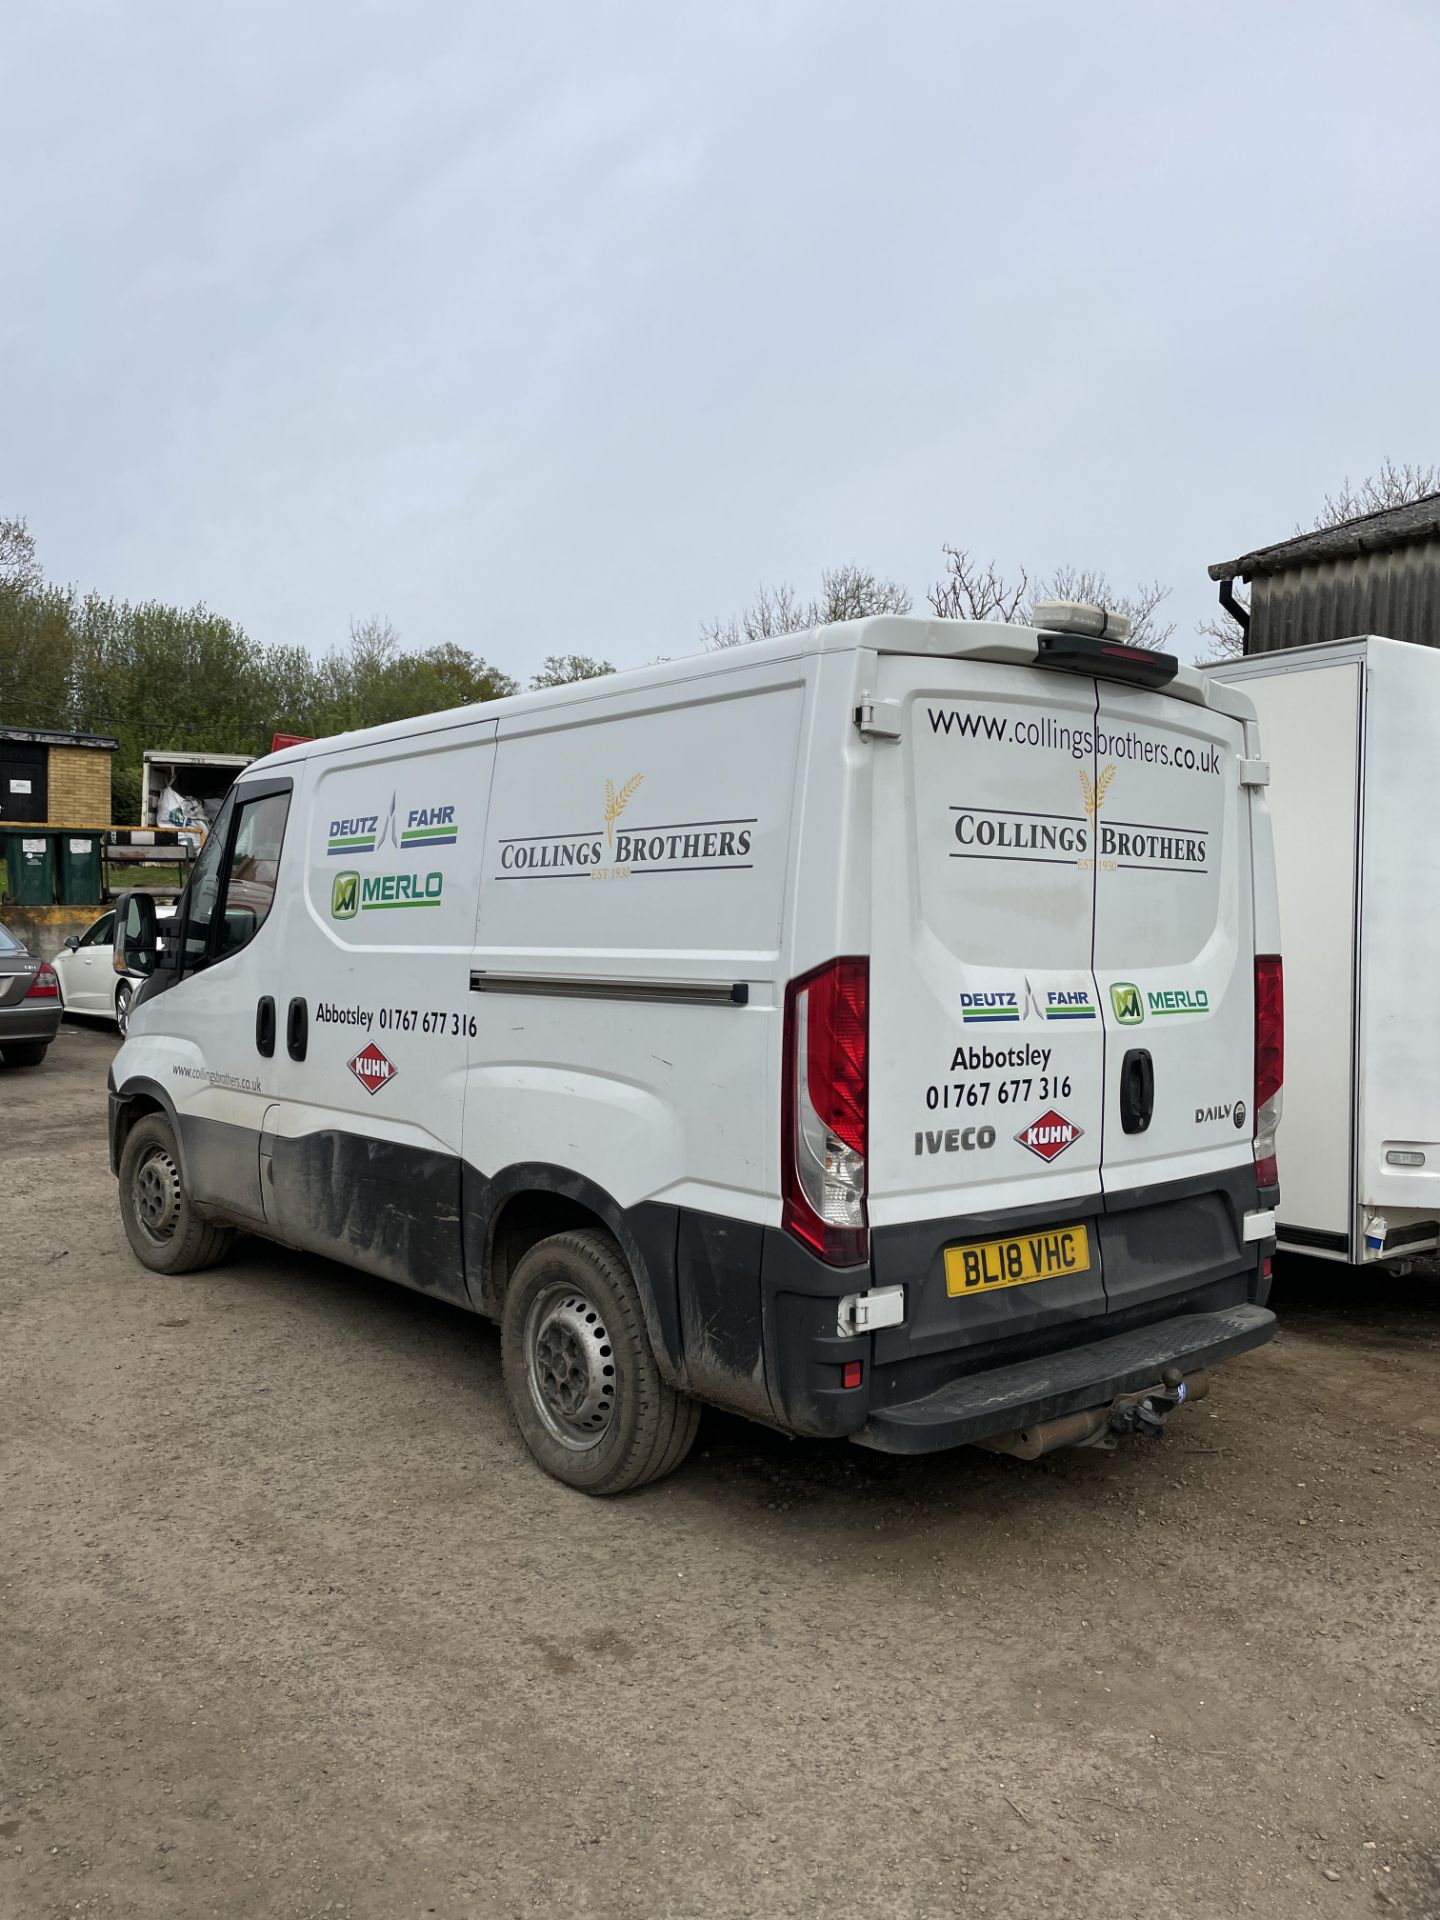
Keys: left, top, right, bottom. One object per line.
{"left": 1209, "top": 491, "right": 1440, "bottom": 654}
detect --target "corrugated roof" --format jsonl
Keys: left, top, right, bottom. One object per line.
{"left": 1209, "top": 490, "right": 1440, "bottom": 581}
{"left": 0, "top": 725, "right": 119, "bottom": 750}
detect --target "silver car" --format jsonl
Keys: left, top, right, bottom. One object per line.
{"left": 0, "top": 920, "right": 63, "bottom": 1067}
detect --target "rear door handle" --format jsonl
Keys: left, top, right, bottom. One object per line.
{"left": 256, "top": 995, "right": 275, "bottom": 1057}
{"left": 1119, "top": 1046, "right": 1154, "bottom": 1134}
{"left": 286, "top": 996, "right": 308, "bottom": 1062}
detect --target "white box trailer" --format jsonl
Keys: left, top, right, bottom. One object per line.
{"left": 141, "top": 750, "right": 253, "bottom": 829}
{"left": 1212, "top": 635, "right": 1440, "bottom": 1264}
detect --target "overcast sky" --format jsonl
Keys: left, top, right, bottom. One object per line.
{"left": 5, "top": 0, "right": 1439, "bottom": 676}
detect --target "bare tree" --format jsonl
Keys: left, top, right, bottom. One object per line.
{"left": 815, "top": 563, "right": 911, "bottom": 623}
{"left": 926, "top": 547, "right": 1029, "bottom": 623}
{"left": 1033, "top": 565, "right": 1176, "bottom": 650}
{"left": 347, "top": 615, "right": 402, "bottom": 677}
{"left": 0, "top": 514, "right": 41, "bottom": 593}
{"left": 702, "top": 583, "right": 808, "bottom": 649}
{"left": 703, "top": 565, "right": 911, "bottom": 649}
{"left": 1196, "top": 599, "right": 1249, "bottom": 662}
{"left": 1307, "top": 457, "right": 1440, "bottom": 530}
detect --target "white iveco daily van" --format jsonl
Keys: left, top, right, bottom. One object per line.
{"left": 108, "top": 609, "right": 1283, "bottom": 1493}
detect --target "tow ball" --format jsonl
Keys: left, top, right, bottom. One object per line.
{"left": 979, "top": 1367, "right": 1213, "bottom": 1462}
{"left": 1106, "top": 1367, "right": 1198, "bottom": 1443}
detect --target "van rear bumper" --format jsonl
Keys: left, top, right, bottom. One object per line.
{"left": 851, "top": 1302, "right": 1275, "bottom": 1454}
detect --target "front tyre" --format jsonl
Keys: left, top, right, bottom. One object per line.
{"left": 115, "top": 980, "right": 133, "bottom": 1035}
{"left": 500, "top": 1229, "right": 699, "bottom": 1495}
{"left": 117, "top": 1112, "right": 234, "bottom": 1275}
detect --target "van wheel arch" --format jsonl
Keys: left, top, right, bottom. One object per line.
{"left": 469, "top": 1163, "right": 685, "bottom": 1391}
{"left": 110, "top": 1079, "right": 186, "bottom": 1180}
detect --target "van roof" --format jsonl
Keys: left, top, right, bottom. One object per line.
{"left": 250, "top": 616, "right": 1248, "bottom": 774}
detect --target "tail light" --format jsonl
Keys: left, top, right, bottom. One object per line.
{"left": 1254, "top": 954, "right": 1283, "bottom": 1190}
{"left": 782, "top": 957, "right": 868, "bottom": 1266}
{"left": 24, "top": 964, "right": 59, "bottom": 1001}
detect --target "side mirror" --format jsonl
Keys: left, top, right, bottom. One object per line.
{"left": 113, "top": 891, "right": 159, "bottom": 977}
{"left": 64, "top": 935, "right": 81, "bottom": 951}
{"left": 221, "top": 906, "right": 257, "bottom": 955}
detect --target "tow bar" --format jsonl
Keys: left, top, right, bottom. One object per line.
{"left": 977, "top": 1367, "right": 1212, "bottom": 1462}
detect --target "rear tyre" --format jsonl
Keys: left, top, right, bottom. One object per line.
{"left": 118, "top": 1112, "right": 234, "bottom": 1275}
{"left": 0, "top": 1041, "right": 50, "bottom": 1068}
{"left": 500, "top": 1228, "right": 700, "bottom": 1495}
{"left": 115, "top": 980, "right": 133, "bottom": 1036}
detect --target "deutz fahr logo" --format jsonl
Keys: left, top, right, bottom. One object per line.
{"left": 1015, "top": 1109, "right": 1084, "bottom": 1162}
{"left": 347, "top": 1043, "right": 396, "bottom": 1095}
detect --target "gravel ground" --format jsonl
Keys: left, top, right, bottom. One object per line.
{"left": 3, "top": 1022, "right": 1438, "bottom": 1920}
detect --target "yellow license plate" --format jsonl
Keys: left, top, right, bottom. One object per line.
{"left": 945, "top": 1224, "right": 1091, "bottom": 1297}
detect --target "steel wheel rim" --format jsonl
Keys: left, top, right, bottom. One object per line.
{"left": 133, "top": 1144, "right": 182, "bottom": 1245}
{"left": 523, "top": 1282, "right": 618, "bottom": 1451}
{"left": 116, "top": 984, "right": 131, "bottom": 1035}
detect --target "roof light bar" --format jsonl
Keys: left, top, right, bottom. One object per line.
{"left": 1033, "top": 631, "right": 1179, "bottom": 688}
{"left": 1031, "top": 600, "right": 1133, "bottom": 642}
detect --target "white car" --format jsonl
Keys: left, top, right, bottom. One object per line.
{"left": 53, "top": 904, "right": 176, "bottom": 1036}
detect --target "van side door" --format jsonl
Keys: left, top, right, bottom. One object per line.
{"left": 257, "top": 722, "right": 496, "bottom": 1303}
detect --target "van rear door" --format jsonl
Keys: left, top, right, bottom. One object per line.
{"left": 865, "top": 655, "right": 1108, "bottom": 1356}
{"left": 1089, "top": 682, "right": 1254, "bottom": 1309}
{"left": 864, "top": 641, "right": 1259, "bottom": 1367}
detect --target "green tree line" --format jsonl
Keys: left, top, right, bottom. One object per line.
{"left": 6, "top": 458, "right": 1432, "bottom": 822}
{"left": 0, "top": 517, "right": 612, "bottom": 819}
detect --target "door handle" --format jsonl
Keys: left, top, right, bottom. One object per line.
{"left": 1119, "top": 1047, "right": 1154, "bottom": 1135}
{"left": 286, "top": 996, "right": 308, "bottom": 1062}
{"left": 256, "top": 995, "right": 276, "bottom": 1057}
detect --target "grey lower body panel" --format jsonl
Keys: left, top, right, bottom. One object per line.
{"left": 853, "top": 1304, "right": 1276, "bottom": 1455}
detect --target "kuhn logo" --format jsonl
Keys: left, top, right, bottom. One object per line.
{"left": 1015, "top": 1109, "right": 1084, "bottom": 1163}
{"left": 347, "top": 1043, "right": 396, "bottom": 1095}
